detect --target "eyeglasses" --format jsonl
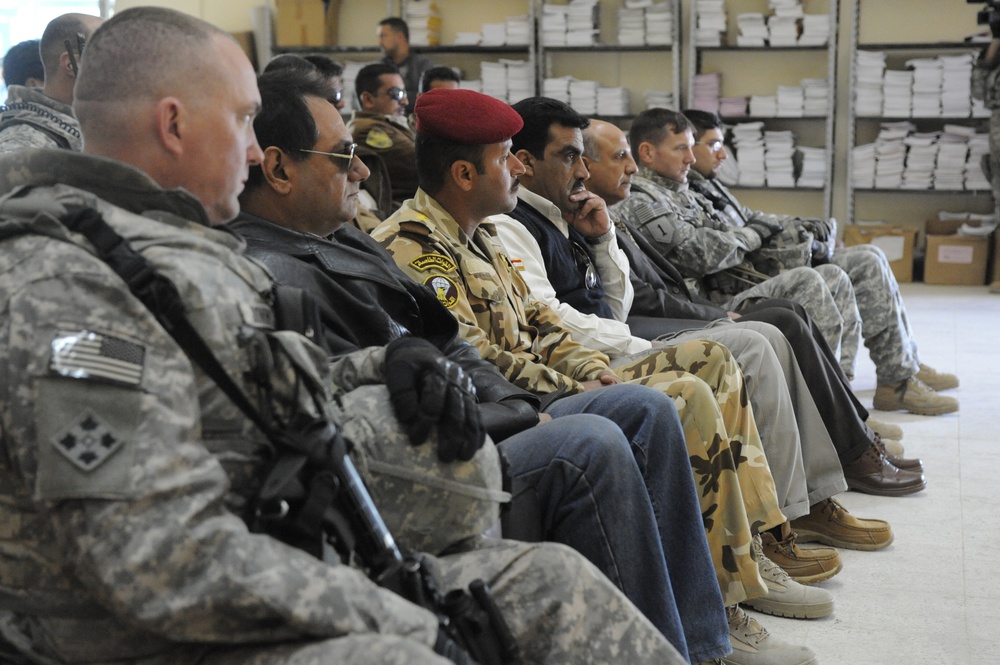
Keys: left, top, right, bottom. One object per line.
{"left": 571, "top": 241, "right": 599, "bottom": 290}
{"left": 299, "top": 143, "right": 357, "bottom": 170}
{"left": 330, "top": 89, "right": 343, "bottom": 104}
{"left": 64, "top": 33, "right": 86, "bottom": 76}
{"left": 694, "top": 140, "right": 724, "bottom": 152}
{"left": 380, "top": 86, "right": 407, "bottom": 102}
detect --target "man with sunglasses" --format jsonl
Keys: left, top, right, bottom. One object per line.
{"left": 348, "top": 62, "right": 418, "bottom": 210}
{"left": 0, "top": 12, "right": 102, "bottom": 153}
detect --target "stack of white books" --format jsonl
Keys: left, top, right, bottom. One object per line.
{"left": 543, "top": 76, "right": 573, "bottom": 103}
{"left": 936, "top": 125, "right": 974, "bottom": 190}
{"left": 776, "top": 85, "right": 804, "bottom": 117}
{"left": 480, "top": 61, "right": 510, "bottom": 100}
{"left": 799, "top": 14, "right": 830, "bottom": 46}
{"left": 764, "top": 130, "right": 796, "bottom": 187}
{"left": 480, "top": 23, "right": 507, "bottom": 46}
{"left": 691, "top": 72, "right": 722, "bottom": 113}
{"left": 966, "top": 132, "right": 991, "bottom": 189}
{"left": 646, "top": 2, "right": 674, "bottom": 46}
{"left": 618, "top": 6, "right": 647, "bottom": 45}
{"left": 504, "top": 59, "right": 535, "bottom": 104}
{"left": 767, "top": 15, "right": 799, "bottom": 47}
{"left": 881, "top": 70, "right": 913, "bottom": 117}
{"left": 695, "top": 0, "right": 727, "bottom": 46}
{"left": 749, "top": 94, "right": 777, "bottom": 116}
{"left": 940, "top": 53, "right": 974, "bottom": 117}
{"left": 852, "top": 143, "right": 877, "bottom": 188}
{"left": 541, "top": 4, "right": 569, "bottom": 46}
{"left": 566, "top": 0, "right": 600, "bottom": 46}
{"left": 872, "top": 122, "right": 914, "bottom": 189}
{"left": 901, "top": 133, "right": 939, "bottom": 189}
{"left": 796, "top": 146, "right": 827, "bottom": 188}
{"left": 597, "top": 86, "right": 630, "bottom": 116}
{"left": 454, "top": 31, "right": 482, "bottom": 46}
{"left": 403, "top": 0, "right": 441, "bottom": 46}
{"left": 907, "top": 57, "right": 943, "bottom": 117}
{"left": 855, "top": 51, "right": 887, "bottom": 116}
{"left": 802, "top": 78, "right": 829, "bottom": 115}
{"left": 730, "top": 122, "right": 767, "bottom": 186}
{"left": 506, "top": 15, "right": 532, "bottom": 45}
{"left": 736, "top": 13, "right": 767, "bottom": 47}
{"left": 569, "top": 77, "right": 600, "bottom": 115}
{"left": 644, "top": 90, "right": 675, "bottom": 110}
{"left": 720, "top": 96, "right": 749, "bottom": 117}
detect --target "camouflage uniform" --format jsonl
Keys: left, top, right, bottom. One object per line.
{"left": 0, "top": 85, "right": 83, "bottom": 153}
{"left": 694, "top": 174, "right": 921, "bottom": 384}
{"left": 0, "top": 149, "right": 684, "bottom": 665}
{"left": 373, "top": 189, "right": 790, "bottom": 607}
{"left": 346, "top": 111, "right": 418, "bottom": 208}
{"left": 973, "top": 47, "right": 1000, "bottom": 218}
{"left": 614, "top": 168, "right": 863, "bottom": 370}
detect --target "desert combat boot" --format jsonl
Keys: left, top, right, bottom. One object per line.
{"left": 873, "top": 376, "right": 958, "bottom": 416}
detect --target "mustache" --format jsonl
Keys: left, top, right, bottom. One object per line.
{"left": 570, "top": 179, "right": 586, "bottom": 192}
{"left": 511, "top": 177, "right": 521, "bottom": 192}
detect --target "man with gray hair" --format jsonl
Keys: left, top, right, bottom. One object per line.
{"left": 0, "top": 12, "right": 103, "bottom": 152}
{"left": 0, "top": 7, "right": 685, "bottom": 665}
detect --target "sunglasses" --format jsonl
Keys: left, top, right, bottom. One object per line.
{"left": 380, "top": 86, "right": 407, "bottom": 102}
{"left": 695, "top": 139, "right": 724, "bottom": 152}
{"left": 299, "top": 143, "right": 357, "bottom": 170}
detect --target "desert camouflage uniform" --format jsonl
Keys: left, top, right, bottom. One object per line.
{"left": 347, "top": 111, "right": 418, "bottom": 207}
{"left": 615, "top": 168, "right": 863, "bottom": 368}
{"left": 373, "top": 189, "right": 789, "bottom": 607}
{"left": 0, "top": 85, "right": 83, "bottom": 153}
{"left": 0, "top": 149, "right": 684, "bottom": 665}
{"left": 694, "top": 174, "right": 921, "bottom": 384}
{"left": 973, "top": 47, "right": 1000, "bottom": 218}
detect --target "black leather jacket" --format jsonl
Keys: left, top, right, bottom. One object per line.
{"left": 230, "top": 213, "right": 541, "bottom": 441}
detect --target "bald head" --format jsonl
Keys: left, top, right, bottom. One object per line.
{"left": 582, "top": 120, "right": 637, "bottom": 206}
{"left": 39, "top": 13, "right": 103, "bottom": 104}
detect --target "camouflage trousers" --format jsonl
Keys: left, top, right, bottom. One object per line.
{"left": 726, "top": 265, "right": 863, "bottom": 381}
{"left": 830, "top": 244, "right": 920, "bottom": 385}
{"left": 654, "top": 320, "right": 847, "bottom": 521}
{"left": 611, "top": 339, "right": 785, "bottom": 606}
{"left": 166, "top": 541, "right": 685, "bottom": 665}
{"left": 990, "top": 110, "right": 1000, "bottom": 219}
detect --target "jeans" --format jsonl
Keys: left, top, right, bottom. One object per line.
{"left": 504, "top": 384, "right": 729, "bottom": 664}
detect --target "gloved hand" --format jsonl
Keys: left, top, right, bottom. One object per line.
{"left": 384, "top": 336, "right": 485, "bottom": 463}
{"left": 801, "top": 217, "right": 832, "bottom": 242}
{"left": 435, "top": 628, "right": 482, "bottom": 665}
{"left": 745, "top": 219, "right": 782, "bottom": 241}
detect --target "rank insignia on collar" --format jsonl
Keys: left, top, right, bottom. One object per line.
{"left": 410, "top": 254, "right": 457, "bottom": 273}
{"left": 51, "top": 411, "right": 124, "bottom": 472}
{"left": 425, "top": 274, "right": 459, "bottom": 309}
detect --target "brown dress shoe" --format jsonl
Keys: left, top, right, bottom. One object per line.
{"left": 873, "top": 434, "right": 923, "bottom": 472}
{"left": 791, "top": 497, "right": 894, "bottom": 551}
{"left": 760, "top": 523, "right": 842, "bottom": 585}
{"left": 844, "top": 443, "right": 926, "bottom": 497}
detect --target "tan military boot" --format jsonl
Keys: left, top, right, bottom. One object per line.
{"left": 914, "top": 363, "right": 959, "bottom": 391}
{"left": 989, "top": 280, "right": 1000, "bottom": 294}
{"left": 873, "top": 376, "right": 958, "bottom": 416}
{"left": 865, "top": 416, "right": 903, "bottom": 441}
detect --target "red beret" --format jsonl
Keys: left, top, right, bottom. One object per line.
{"left": 415, "top": 88, "right": 524, "bottom": 145}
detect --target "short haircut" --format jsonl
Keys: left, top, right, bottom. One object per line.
{"left": 2, "top": 39, "right": 44, "bottom": 87}
{"left": 415, "top": 132, "right": 485, "bottom": 196}
{"left": 303, "top": 54, "right": 343, "bottom": 79}
{"left": 379, "top": 17, "right": 409, "bottom": 41}
{"left": 74, "top": 7, "right": 222, "bottom": 107}
{"left": 682, "top": 109, "right": 724, "bottom": 140}
{"left": 264, "top": 53, "right": 340, "bottom": 103}
{"left": 420, "top": 65, "right": 460, "bottom": 94}
{"left": 355, "top": 62, "right": 400, "bottom": 100}
{"left": 243, "top": 67, "right": 333, "bottom": 194}
{"left": 40, "top": 14, "right": 96, "bottom": 77}
{"left": 628, "top": 108, "right": 692, "bottom": 152}
{"left": 510, "top": 96, "right": 589, "bottom": 160}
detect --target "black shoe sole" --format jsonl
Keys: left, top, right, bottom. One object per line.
{"left": 846, "top": 477, "right": 927, "bottom": 497}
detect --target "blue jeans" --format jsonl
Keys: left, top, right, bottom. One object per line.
{"left": 501, "top": 383, "right": 729, "bottom": 664}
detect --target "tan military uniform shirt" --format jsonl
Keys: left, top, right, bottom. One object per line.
{"left": 371, "top": 189, "right": 611, "bottom": 396}
{"left": 347, "top": 111, "right": 418, "bottom": 208}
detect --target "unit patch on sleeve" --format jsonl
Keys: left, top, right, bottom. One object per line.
{"left": 51, "top": 410, "right": 124, "bottom": 472}
{"left": 409, "top": 254, "right": 458, "bottom": 273}
{"left": 425, "top": 275, "right": 459, "bottom": 309}
{"left": 50, "top": 328, "right": 145, "bottom": 387}
{"left": 365, "top": 128, "right": 393, "bottom": 150}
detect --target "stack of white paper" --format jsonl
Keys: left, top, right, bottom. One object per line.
{"left": 855, "top": 51, "right": 887, "bottom": 116}
{"left": 936, "top": 125, "right": 972, "bottom": 190}
{"left": 731, "top": 122, "right": 767, "bottom": 186}
{"left": 901, "top": 133, "right": 939, "bottom": 189}
{"left": 852, "top": 143, "right": 877, "bottom": 188}
{"left": 764, "top": 129, "right": 796, "bottom": 187}
{"left": 720, "top": 96, "right": 749, "bottom": 117}
{"left": 882, "top": 70, "right": 913, "bottom": 117}
{"left": 541, "top": 4, "right": 569, "bottom": 46}
{"left": 769, "top": 0, "right": 803, "bottom": 18}
{"left": 736, "top": 13, "right": 767, "bottom": 47}
{"left": 802, "top": 78, "right": 829, "bottom": 115}
{"left": 403, "top": 1, "right": 441, "bottom": 46}
{"left": 454, "top": 31, "right": 482, "bottom": 46}
{"left": 695, "top": 0, "right": 727, "bottom": 46}
{"left": 749, "top": 94, "right": 777, "bottom": 116}
{"left": 597, "top": 86, "right": 630, "bottom": 116}
{"left": 796, "top": 146, "right": 827, "bottom": 188}
{"left": 691, "top": 72, "right": 722, "bottom": 113}
{"left": 873, "top": 122, "right": 913, "bottom": 189}
{"left": 644, "top": 90, "right": 675, "bottom": 110}
{"left": 776, "top": 85, "right": 804, "bottom": 117}
{"left": 506, "top": 15, "right": 532, "bottom": 45}
{"left": 767, "top": 15, "right": 799, "bottom": 47}
{"left": 569, "top": 78, "right": 600, "bottom": 115}
{"left": 799, "top": 14, "right": 830, "bottom": 46}
{"left": 908, "top": 57, "right": 943, "bottom": 117}
{"left": 481, "top": 23, "right": 507, "bottom": 46}
{"left": 543, "top": 76, "right": 573, "bottom": 103}
{"left": 504, "top": 59, "right": 535, "bottom": 104}
{"left": 566, "top": 0, "right": 599, "bottom": 46}
{"left": 480, "top": 61, "right": 510, "bottom": 100}
{"left": 973, "top": 96, "right": 991, "bottom": 118}
{"left": 646, "top": 2, "right": 674, "bottom": 45}
{"left": 940, "top": 53, "right": 974, "bottom": 117}
{"left": 618, "top": 7, "right": 647, "bottom": 45}
{"left": 966, "top": 133, "right": 991, "bottom": 189}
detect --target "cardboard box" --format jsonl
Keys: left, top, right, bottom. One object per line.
{"left": 924, "top": 218, "right": 990, "bottom": 286}
{"left": 843, "top": 224, "right": 917, "bottom": 283}
{"left": 275, "top": 0, "right": 326, "bottom": 47}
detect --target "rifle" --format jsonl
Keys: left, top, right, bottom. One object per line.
{"left": 55, "top": 207, "right": 519, "bottom": 665}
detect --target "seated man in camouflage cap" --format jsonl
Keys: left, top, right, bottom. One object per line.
{"left": 0, "top": 8, "right": 687, "bottom": 665}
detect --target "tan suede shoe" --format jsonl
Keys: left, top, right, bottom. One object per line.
{"left": 791, "top": 497, "right": 894, "bottom": 551}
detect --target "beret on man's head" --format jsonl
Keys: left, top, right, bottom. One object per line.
{"left": 415, "top": 88, "right": 523, "bottom": 145}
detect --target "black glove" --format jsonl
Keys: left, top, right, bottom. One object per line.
{"left": 384, "top": 336, "right": 485, "bottom": 463}
{"left": 800, "top": 218, "right": 831, "bottom": 242}
{"left": 745, "top": 219, "right": 782, "bottom": 241}
{"left": 434, "top": 628, "right": 482, "bottom": 665}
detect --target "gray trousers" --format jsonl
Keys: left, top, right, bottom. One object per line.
{"left": 655, "top": 320, "right": 847, "bottom": 520}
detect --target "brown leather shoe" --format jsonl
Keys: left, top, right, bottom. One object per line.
{"left": 873, "top": 434, "right": 923, "bottom": 472}
{"left": 791, "top": 497, "right": 894, "bottom": 551}
{"left": 844, "top": 443, "right": 926, "bottom": 497}
{"left": 760, "top": 523, "right": 842, "bottom": 585}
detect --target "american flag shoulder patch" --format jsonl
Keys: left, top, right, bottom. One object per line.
{"left": 49, "top": 328, "right": 145, "bottom": 388}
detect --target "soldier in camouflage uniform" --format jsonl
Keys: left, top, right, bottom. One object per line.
{"left": 973, "top": 24, "right": 1000, "bottom": 293}
{"left": 0, "top": 9, "right": 687, "bottom": 665}
{"left": 371, "top": 90, "right": 824, "bottom": 665}
{"left": 682, "top": 110, "right": 959, "bottom": 416}
{"left": 0, "top": 13, "right": 102, "bottom": 153}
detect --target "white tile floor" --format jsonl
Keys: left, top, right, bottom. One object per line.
{"left": 748, "top": 283, "right": 1000, "bottom": 665}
